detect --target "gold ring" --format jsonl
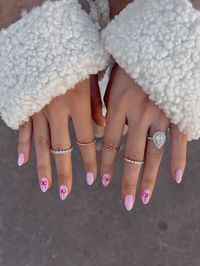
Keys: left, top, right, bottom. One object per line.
{"left": 124, "top": 156, "right": 144, "bottom": 165}
{"left": 51, "top": 146, "right": 73, "bottom": 155}
{"left": 76, "top": 139, "right": 96, "bottom": 146}
{"left": 102, "top": 141, "right": 120, "bottom": 153}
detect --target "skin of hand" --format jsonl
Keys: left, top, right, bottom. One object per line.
{"left": 100, "top": 65, "right": 187, "bottom": 211}
{"left": 18, "top": 79, "right": 99, "bottom": 200}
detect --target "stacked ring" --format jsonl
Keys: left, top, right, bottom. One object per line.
{"left": 102, "top": 141, "right": 120, "bottom": 153}
{"left": 51, "top": 146, "right": 73, "bottom": 155}
{"left": 76, "top": 139, "right": 96, "bottom": 146}
{"left": 124, "top": 156, "right": 144, "bottom": 165}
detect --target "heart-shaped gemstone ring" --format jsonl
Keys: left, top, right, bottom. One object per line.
{"left": 147, "top": 131, "right": 166, "bottom": 149}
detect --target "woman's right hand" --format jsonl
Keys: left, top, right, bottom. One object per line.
{"left": 17, "top": 79, "right": 98, "bottom": 200}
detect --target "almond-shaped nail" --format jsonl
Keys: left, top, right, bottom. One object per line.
{"left": 142, "top": 189, "right": 151, "bottom": 205}
{"left": 124, "top": 195, "right": 134, "bottom": 211}
{"left": 102, "top": 174, "right": 111, "bottom": 187}
{"left": 86, "top": 172, "right": 94, "bottom": 186}
{"left": 175, "top": 169, "right": 183, "bottom": 184}
{"left": 18, "top": 153, "right": 25, "bottom": 166}
{"left": 59, "top": 185, "right": 69, "bottom": 200}
{"left": 40, "top": 177, "right": 49, "bottom": 192}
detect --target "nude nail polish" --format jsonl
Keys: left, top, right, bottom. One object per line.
{"left": 102, "top": 174, "right": 111, "bottom": 187}
{"left": 18, "top": 153, "right": 25, "bottom": 166}
{"left": 142, "top": 189, "right": 151, "bottom": 205}
{"left": 175, "top": 169, "right": 183, "bottom": 184}
{"left": 86, "top": 172, "right": 94, "bottom": 186}
{"left": 59, "top": 185, "right": 69, "bottom": 200}
{"left": 40, "top": 177, "right": 49, "bottom": 192}
{"left": 124, "top": 195, "right": 134, "bottom": 211}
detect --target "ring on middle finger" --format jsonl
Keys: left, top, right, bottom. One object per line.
{"left": 102, "top": 141, "right": 120, "bottom": 153}
{"left": 147, "top": 130, "right": 166, "bottom": 149}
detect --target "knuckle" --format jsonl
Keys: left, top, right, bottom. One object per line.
{"left": 146, "top": 144, "right": 164, "bottom": 160}
{"left": 37, "top": 165, "right": 49, "bottom": 175}
{"left": 125, "top": 147, "right": 143, "bottom": 161}
{"left": 58, "top": 173, "right": 70, "bottom": 181}
{"left": 123, "top": 182, "right": 137, "bottom": 192}
{"left": 172, "top": 132, "right": 187, "bottom": 142}
{"left": 35, "top": 136, "right": 50, "bottom": 147}
{"left": 18, "top": 138, "right": 31, "bottom": 147}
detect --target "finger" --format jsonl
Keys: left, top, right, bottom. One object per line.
{"left": 122, "top": 124, "right": 148, "bottom": 211}
{"left": 91, "top": 75, "right": 106, "bottom": 127}
{"left": 140, "top": 124, "right": 168, "bottom": 205}
{"left": 18, "top": 118, "right": 32, "bottom": 166}
{"left": 170, "top": 124, "right": 187, "bottom": 184}
{"left": 100, "top": 99, "right": 126, "bottom": 187}
{"left": 33, "top": 113, "right": 52, "bottom": 193}
{"left": 71, "top": 79, "right": 97, "bottom": 186}
{"left": 49, "top": 115, "right": 72, "bottom": 200}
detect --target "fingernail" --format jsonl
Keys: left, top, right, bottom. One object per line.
{"left": 102, "top": 174, "right": 111, "bottom": 187}
{"left": 175, "top": 169, "right": 183, "bottom": 184}
{"left": 18, "top": 153, "right": 25, "bottom": 166}
{"left": 59, "top": 185, "right": 69, "bottom": 200}
{"left": 40, "top": 177, "right": 49, "bottom": 192}
{"left": 86, "top": 172, "right": 94, "bottom": 186}
{"left": 142, "top": 189, "right": 151, "bottom": 205}
{"left": 124, "top": 195, "right": 134, "bottom": 211}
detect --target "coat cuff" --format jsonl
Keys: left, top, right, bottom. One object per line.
{"left": 103, "top": 0, "right": 200, "bottom": 140}
{"left": 0, "top": 0, "right": 109, "bottom": 129}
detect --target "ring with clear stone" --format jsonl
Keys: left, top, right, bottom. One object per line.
{"left": 51, "top": 146, "right": 73, "bottom": 155}
{"left": 147, "top": 131, "right": 166, "bottom": 149}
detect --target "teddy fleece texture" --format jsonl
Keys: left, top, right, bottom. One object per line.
{"left": 103, "top": 0, "right": 200, "bottom": 140}
{"left": 0, "top": 0, "right": 109, "bottom": 129}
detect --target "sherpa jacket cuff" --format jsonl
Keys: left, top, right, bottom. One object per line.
{"left": 0, "top": 0, "right": 109, "bottom": 129}
{"left": 103, "top": 0, "right": 200, "bottom": 140}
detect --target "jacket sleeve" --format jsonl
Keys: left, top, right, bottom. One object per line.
{"left": 102, "top": 0, "right": 200, "bottom": 141}
{"left": 0, "top": 0, "right": 109, "bottom": 130}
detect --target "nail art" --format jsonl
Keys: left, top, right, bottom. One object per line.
{"left": 175, "top": 169, "right": 183, "bottom": 184}
{"left": 142, "top": 189, "right": 151, "bottom": 205}
{"left": 59, "top": 185, "right": 69, "bottom": 200}
{"left": 124, "top": 195, "right": 134, "bottom": 211}
{"left": 40, "top": 177, "right": 49, "bottom": 192}
{"left": 18, "top": 153, "right": 25, "bottom": 166}
{"left": 86, "top": 172, "right": 94, "bottom": 186}
{"left": 102, "top": 174, "right": 111, "bottom": 187}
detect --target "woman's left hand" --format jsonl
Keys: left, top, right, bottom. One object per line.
{"left": 100, "top": 65, "right": 187, "bottom": 211}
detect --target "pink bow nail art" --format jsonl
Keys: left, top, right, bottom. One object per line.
{"left": 102, "top": 174, "right": 111, "bottom": 187}
{"left": 142, "top": 189, "right": 151, "bottom": 205}
{"left": 59, "top": 185, "right": 69, "bottom": 200}
{"left": 40, "top": 177, "right": 49, "bottom": 192}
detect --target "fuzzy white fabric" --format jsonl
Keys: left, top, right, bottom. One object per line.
{"left": 103, "top": 0, "right": 200, "bottom": 140}
{"left": 0, "top": 0, "right": 109, "bottom": 130}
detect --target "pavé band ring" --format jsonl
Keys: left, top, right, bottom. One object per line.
{"left": 124, "top": 157, "right": 144, "bottom": 165}
{"left": 51, "top": 146, "right": 73, "bottom": 155}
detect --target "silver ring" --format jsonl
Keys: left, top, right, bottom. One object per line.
{"left": 50, "top": 147, "right": 73, "bottom": 155}
{"left": 124, "top": 157, "right": 144, "bottom": 165}
{"left": 147, "top": 131, "right": 166, "bottom": 149}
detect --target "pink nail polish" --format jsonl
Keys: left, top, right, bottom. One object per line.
{"left": 175, "top": 169, "right": 183, "bottom": 184}
{"left": 40, "top": 177, "right": 49, "bottom": 192}
{"left": 86, "top": 172, "right": 94, "bottom": 186}
{"left": 142, "top": 189, "right": 151, "bottom": 205}
{"left": 59, "top": 185, "right": 69, "bottom": 200}
{"left": 18, "top": 153, "right": 25, "bottom": 166}
{"left": 102, "top": 174, "right": 111, "bottom": 187}
{"left": 124, "top": 195, "right": 134, "bottom": 211}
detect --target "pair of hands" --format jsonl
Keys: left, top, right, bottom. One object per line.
{"left": 17, "top": 65, "right": 187, "bottom": 211}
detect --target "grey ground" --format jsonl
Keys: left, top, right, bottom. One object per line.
{"left": 0, "top": 119, "right": 200, "bottom": 266}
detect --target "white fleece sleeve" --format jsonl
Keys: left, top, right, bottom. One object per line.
{"left": 0, "top": 0, "right": 109, "bottom": 130}
{"left": 102, "top": 0, "right": 200, "bottom": 141}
